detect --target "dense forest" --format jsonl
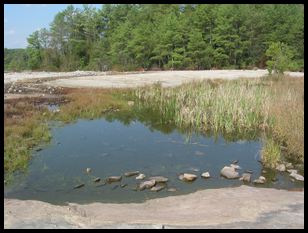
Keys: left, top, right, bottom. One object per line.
{"left": 4, "top": 4, "right": 304, "bottom": 72}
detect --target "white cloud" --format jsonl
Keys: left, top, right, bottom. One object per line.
{"left": 5, "top": 29, "right": 15, "bottom": 35}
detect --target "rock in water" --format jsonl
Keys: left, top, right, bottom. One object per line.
{"left": 167, "top": 188, "right": 177, "bottom": 192}
{"left": 139, "top": 180, "right": 156, "bottom": 190}
{"left": 179, "top": 173, "right": 198, "bottom": 182}
{"left": 287, "top": 169, "right": 298, "bottom": 174}
{"left": 230, "top": 164, "right": 241, "bottom": 170}
{"left": 86, "top": 168, "right": 91, "bottom": 173}
{"left": 253, "top": 176, "right": 266, "bottom": 184}
{"left": 239, "top": 173, "right": 251, "bottom": 182}
{"left": 289, "top": 172, "right": 304, "bottom": 181}
{"left": 276, "top": 164, "right": 286, "bottom": 172}
{"left": 106, "top": 176, "right": 122, "bottom": 183}
{"left": 121, "top": 184, "right": 128, "bottom": 188}
{"left": 201, "top": 172, "right": 211, "bottom": 178}
{"left": 232, "top": 160, "right": 239, "bottom": 164}
{"left": 220, "top": 166, "right": 240, "bottom": 179}
{"left": 148, "top": 176, "right": 169, "bottom": 183}
{"left": 112, "top": 185, "right": 119, "bottom": 190}
{"left": 124, "top": 171, "right": 140, "bottom": 177}
{"left": 93, "top": 177, "right": 101, "bottom": 182}
{"left": 73, "top": 183, "right": 85, "bottom": 189}
{"left": 136, "top": 174, "right": 146, "bottom": 180}
{"left": 245, "top": 170, "right": 253, "bottom": 174}
{"left": 285, "top": 163, "right": 293, "bottom": 169}
{"left": 150, "top": 185, "right": 165, "bottom": 192}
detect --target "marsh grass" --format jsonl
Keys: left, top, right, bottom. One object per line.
{"left": 4, "top": 101, "right": 51, "bottom": 179}
{"left": 133, "top": 76, "right": 304, "bottom": 167}
{"left": 261, "top": 138, "right": 281, "bottom": 168}
{"left": 135, "top": 79, "right": 271, "bottom": 136}
{"left": 53, "top": 88, "right": 130, "bottom": 123}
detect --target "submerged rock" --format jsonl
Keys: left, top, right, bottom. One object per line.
{"left": 179, "top": 173, "right": 198, "bottom": 182}
{"left": 289, "top": 172, "right": 304, "bottom": 182}
{"left": 73, "top": 183, "right": 85, "bottom": 189}
{"left": 112, "top": 185, "right": 119, "bottom": 190}
{"left": 271, "top": 177, "right": 278, "bottom": 182}
{"left": 106, "top": 176, "right": 122, "bottom": 183}
{"left": 220, "top": 166, "right": 240, "bottom": 179}
{"left": 86, "top": 168, "right": 91, "bottom": 173}
{"left": 124, "top": 171, "right": 140, "bottom": 177}
{"left": 253, "top": 176, "right": 266, "bottom": 184}
{"left": 136, "top": 174, "right": 146, "bottom": 180}
{"left": 167, "top": 188, "right": 177, "bottom": 192}
{"left": 150, "top": 185, "right": 165, "bottom": 192}
{"left": 245, "top": 170, "right": 253, "bottom": 174}
{"left": 93, "top": 177, "right": 101, "bottom": 183}
{"left": 139, "top": 180, "right": 156, "bottom": 190}
{"left": 201, "top": 172, "right": 211, "bottom": 178}
{"left": 276, "top": 164, "right": 286, "bottom": 172}
{"left": 148, "top": 176, "right": 169, "bottom": 183}
{"left": 95, "top": 182, "right": 106, "bottom": 187}
{"left": 121, "top": 184, "right": 128, "bottom": 188}
{"left": 287, "top": 169, "right": 298, "bottom": 174}
{"left": 239, "top": 173, "right": 251, "bottom": 182}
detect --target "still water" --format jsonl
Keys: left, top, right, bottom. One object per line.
{"left": 4, "top": 118, "right": 303, "bottom": 205}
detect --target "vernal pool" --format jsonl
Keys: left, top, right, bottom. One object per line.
{"left": 4, "top": 118, "right": 303, "bottom": 205}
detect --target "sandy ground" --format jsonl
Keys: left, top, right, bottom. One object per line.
{"left": 4, "top": 186, "right": 304, "bottom": 229}
{"left": 4, "top": 70, "right": 304, "bottom": 88}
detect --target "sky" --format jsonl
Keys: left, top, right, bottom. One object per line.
{"left": 4, "top": 4, "right": 103, "bottom": 49}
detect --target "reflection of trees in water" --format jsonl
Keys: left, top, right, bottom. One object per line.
{"left": 103, "top": 104, "right": 261, "bottom": 143}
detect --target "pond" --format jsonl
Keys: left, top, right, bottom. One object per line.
{"left": 4, "top": 116, "right": 303, "bottom": 205}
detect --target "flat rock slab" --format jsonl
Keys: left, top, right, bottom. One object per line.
{"left": 36, "top": 70, "right": 303, "bottom": 89}
{"left": 4, "top": 186, "right": 304, "bottom": 229}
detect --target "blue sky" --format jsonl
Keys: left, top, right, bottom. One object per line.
{"left": 4, "top": 4, "right": 103, "bottom": 49}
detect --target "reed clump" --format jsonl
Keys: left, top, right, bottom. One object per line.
{"left": 135, "top": 79, "right": 271, "bottom": 135}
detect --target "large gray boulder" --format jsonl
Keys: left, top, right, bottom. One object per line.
{"left": 220, "top": 166, "right": 240, "bottom": 179}
{"left": 139, "top": 180, "right": 156, "bottom": 190}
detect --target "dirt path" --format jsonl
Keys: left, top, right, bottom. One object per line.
{"left": 4, "top": 186, "right": 304, "bottom": 229}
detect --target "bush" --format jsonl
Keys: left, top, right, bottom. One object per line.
{"left": 265, "top": 42, "right": 295, "bottom": 74}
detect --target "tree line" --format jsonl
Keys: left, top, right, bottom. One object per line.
{"left": 4, "top": 4, "right": 304, "bottom": 72}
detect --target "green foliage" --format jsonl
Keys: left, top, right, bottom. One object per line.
{"left": 265, "top": 42, "right": 295, "bottom": 74}
{"left": 4, "top": 4, "right": 304, "bottom": 71}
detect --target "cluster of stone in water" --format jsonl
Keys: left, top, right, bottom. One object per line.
{"left": 73, "top": 161, "right": 303, "bottom": 192}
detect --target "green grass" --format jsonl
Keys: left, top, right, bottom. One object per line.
{"left": 261, "top": 138, "right": 281, "bottom": 168}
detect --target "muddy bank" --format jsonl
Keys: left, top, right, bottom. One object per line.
{"left": 4, "top": 185, "right": 304, "bottom": 229}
